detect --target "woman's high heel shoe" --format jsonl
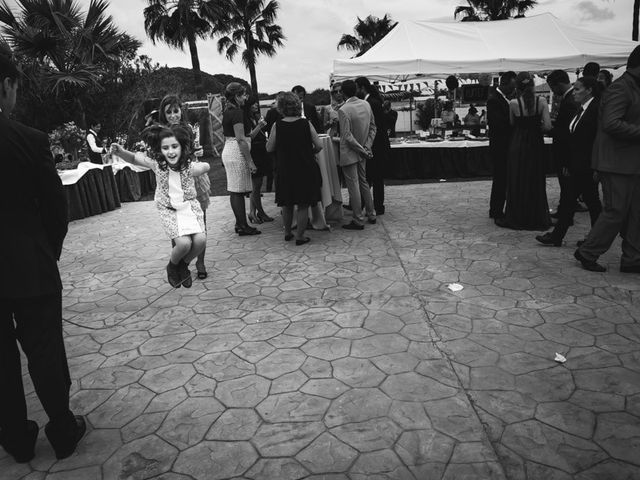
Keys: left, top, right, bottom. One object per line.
{"left": 248, "top": 213, "right": 263, "bottom": 224}
{"left": 257, "top": 212, "right": 274, "bottom": 222}
{"left": 237, "top": 225, "right": 261, "bottom": 236}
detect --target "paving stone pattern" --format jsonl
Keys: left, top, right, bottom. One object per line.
{"left": 3, "top": 180, "right": 639, "bottom": 480}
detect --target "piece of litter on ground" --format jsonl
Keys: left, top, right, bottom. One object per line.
{"left": 554, "top": 353, "right": 567, "bottom": 363}
{"left": 447, "top": 283, "right": 464, "bottom": 292}
{"left": 439, "top": 179, "right": 447, "bottom": 182}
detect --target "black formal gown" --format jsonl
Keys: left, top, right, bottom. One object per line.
{"left": 504, "top": 97, "right": 551, "bottom": 230}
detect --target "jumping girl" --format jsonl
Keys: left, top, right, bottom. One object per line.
{"left": 112, "top": 124, "right": 209, "bottom": 288}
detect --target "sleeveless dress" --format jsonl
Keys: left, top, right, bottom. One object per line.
{"left": 154, "top": 163, "right": 205, "bottom": 239}
{"left": 504, "top": 97, "right": 551, "bottom": 230}
{"left": 274, "top": 118, "right": 321, "bottom": 207}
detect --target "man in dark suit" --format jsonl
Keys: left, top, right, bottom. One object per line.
{"left": 292, "top": 85, "right": 323, "bottom": 133}
{"left": 575, "top": 46, "right": 640, "bottom": 272}
{"left": 355, "top": 77, "right": 390, "bottom": 215}
{"left": 0, "top": 55, "right": 85, "bottom": 463}
{"left": 547, "top": 70, "right": 580, "bottom": 220}
{"left": 536, "top": 76, "right": 602, "bottom": 246}
{"left": 488, "top": 71, "right": 517, "bottom": 220}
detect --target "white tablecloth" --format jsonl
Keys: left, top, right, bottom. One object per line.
{"left": 58, "top": 158, "right": 151, "bottom": 186}
{"left": 390, "top": 137, "right": 553, "bottom": 149}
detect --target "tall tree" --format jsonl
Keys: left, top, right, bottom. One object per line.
{"left": 216, "top": 0, "right": 285, "bottom": 95}
{"left": 337, "top": 14, "right": 397, "bottom": 57}
{"left": 454, "top": 0, "right": 538, "bottom": 21}
{"left": 0, "top": 0, "right": 140, "bottom": 127}
{"left": 144, "top": 0, "right": 225, "bottom": 97}
{"left": 633, "top": 0, "right": 639, "bottom": 41}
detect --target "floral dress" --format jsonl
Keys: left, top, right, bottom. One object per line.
{"left": 153, "top": 163, "right": 205, "bottom": 239}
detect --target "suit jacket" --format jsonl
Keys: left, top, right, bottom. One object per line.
{"left": 0, "top": 114, "right": 68, "bottom": 298}
{"left": 338, "top": 97, "right": 376, "bottom": 167}
{"left": 551, "top": 88, "right": 579, "bottom": 168}
{"left": 303, "top": 102, "right": 323, "bottom": 133}
{"left": 591, "top": 71, "right": 640, "bottom": 175}
{"left": 366, "top": 95, "right": 391, "bottom": 158}
{"left": 487, "top": 88, "right": 511, "bottom": 152}
{"left": 568, "top": 98, "right": 599, "bottom": 173}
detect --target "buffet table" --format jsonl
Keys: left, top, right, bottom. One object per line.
{"left": 387, "top": 137, "right": 555, "bottom": 180}
{"left": 58, "top": 163, "right": 121, "bottom": 221}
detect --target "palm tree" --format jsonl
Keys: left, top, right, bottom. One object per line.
{"left": 454, "top": 0, "right": 538, "bottom": 21}
{"left": 0, "top": 0, "right": 140, "bottom": 125}
{"left": 216, "top": 0, "right": 285, "bottom": 95}
{"left": 633, "top": 0, "right": 639, "bottom": 41}
{"left": 337, "top": 14, "right": 397, "bottom": 57}
{"left": 144, "top": 0, "right": 225, "bottom": 97}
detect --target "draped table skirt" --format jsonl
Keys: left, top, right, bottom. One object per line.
{"left": 386, "top": 142, "right": 554, "bottom": 180}
{"left": 63, "top": 165, "right": 121, "bottom": 221}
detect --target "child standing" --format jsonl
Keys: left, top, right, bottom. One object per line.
{"left": 112, "top": 124, "right": 209, "bottom": 288}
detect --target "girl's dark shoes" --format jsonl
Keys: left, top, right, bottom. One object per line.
{"left": 166, "top": 261, "right": 182, "bottom": 288}
{"left": 45, "top": 415, "right": 86, "bottom": 460}
{"left": 0, "top": 420, "right": 38, "bottom": 463}
{"left": 178, "top": 260, "right": 192, "bottom": 288}
{"left": 284, "top": 233, "right": 294, "bottom": 241}
{"left": 296, "top": 237, "right": 311, "bottom": 246}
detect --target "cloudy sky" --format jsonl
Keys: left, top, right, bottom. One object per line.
{"left": 65, "top": 0, "right": 640, "bottom": 92}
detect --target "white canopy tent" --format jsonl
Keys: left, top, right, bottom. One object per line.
{"left": 332, "top": 13, "right": 637, "bottom": 82}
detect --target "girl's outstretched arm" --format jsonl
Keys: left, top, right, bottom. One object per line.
{"left": 111, "top": 144, "right": 155, "bottom": 169}
{"left": 190, "top": 161, "right": 210, "bottom": 177}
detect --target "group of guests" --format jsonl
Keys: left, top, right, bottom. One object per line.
{"left": 219, "top": 77, "right": 391, "bottom": 243}
{"left": 488, "top": 48, "right": 640, "bottom": 273}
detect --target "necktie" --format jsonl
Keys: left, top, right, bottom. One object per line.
{"left": 570, "top": 107, "right": 584, "bottom": 133}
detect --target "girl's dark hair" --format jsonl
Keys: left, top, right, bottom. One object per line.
{"left": 576, "top": 76, "right": 603, "bottom": 100}
{"left": 516, "top": 71, "right": 535, "bottom": 112}
{"left": 158, "top": 94, "right": 183, "bottom": 125}
{"left": 598, "top": 69, "right": 613, "bottom": 87}
{"left": 141, "top": 123, "right": 192, "bottom": 171}
{"left": 355, "top": 76, "right": 382, "bottom": 101}
{"left": 224, "top": 82, "right": 246, "bottom": 110}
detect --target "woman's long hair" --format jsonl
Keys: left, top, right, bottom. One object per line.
{"left": 516, "top": 71, "right": 535, "bottom": 113}
{"left": 141, "top": 123, "right": 192, "bottom": 172}
{"left": 158, "top": 94, "right": 183, "bottom": 125}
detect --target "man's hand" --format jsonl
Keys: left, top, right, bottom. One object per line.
{"left": 363, "top": 147, "right": 373, "bottom": 159}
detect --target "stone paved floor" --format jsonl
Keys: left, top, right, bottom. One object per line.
{"left": 2, "top": 180, "right": 639, "bottom": 480}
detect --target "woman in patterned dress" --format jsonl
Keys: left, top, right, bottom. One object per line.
{"left": 159, "top": 94, "right": 211, "bottom": 279}
{"left": 221, "top": 83, "right": 260, "bottom": 236}
{"left": 112, "top": 124, "right": 209, "bottom": 288}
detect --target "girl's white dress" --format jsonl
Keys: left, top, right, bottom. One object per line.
{"left": 153, "top": 163, "right": 205, "bottom": 239}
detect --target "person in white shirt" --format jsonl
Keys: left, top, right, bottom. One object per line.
{"left": 86, "top": 122, "right": 107, "bottom": 164}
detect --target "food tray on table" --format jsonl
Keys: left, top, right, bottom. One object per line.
{"left": 404, "top": 139, "right": 422, "bottom": 144}
{"left": 447, "top": 136, "right": 466, "bottom": 141}
{"left": 425, "top": 138, "right": 444, "bottom": 143}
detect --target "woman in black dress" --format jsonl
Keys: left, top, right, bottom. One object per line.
{"left": 497, "top": 72, "right": 552, "bottom": 230}
{"left": 266, "top": 92, "right": 323, "bottom": 245}
{"left": 245, "top": 97, "right": 274, "bottom": 224}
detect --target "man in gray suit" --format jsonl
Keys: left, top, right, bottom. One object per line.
{"left": 338, "top": 79, "right": 377, "bottom": 230}
{"left": 574, "top": 46, "right": 640, "bottom": 272}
